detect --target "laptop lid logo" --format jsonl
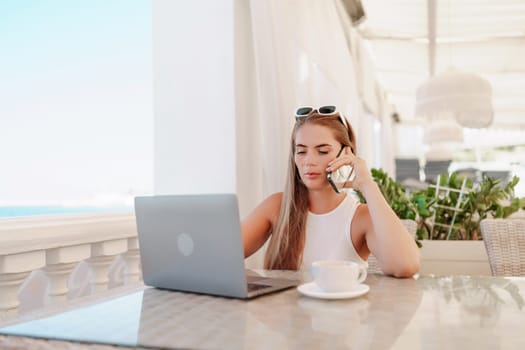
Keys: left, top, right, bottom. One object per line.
{"left": 177, "top": 233, "right": 194, "bottom": 256}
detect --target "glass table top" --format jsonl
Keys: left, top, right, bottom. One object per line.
{"left": 1, "top": 273, "right": 525, "bottom": 349}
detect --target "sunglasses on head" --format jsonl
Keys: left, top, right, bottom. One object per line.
{"left": 294, "top": 105, "right": 348, "bottom": 129}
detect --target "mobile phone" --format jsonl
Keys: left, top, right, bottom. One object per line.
{"left": 327, "top": 147, "right": 354, "bottom": 193}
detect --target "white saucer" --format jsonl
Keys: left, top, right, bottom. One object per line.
{"left": 297, "top": 282, "right": 370, "bottom": 300}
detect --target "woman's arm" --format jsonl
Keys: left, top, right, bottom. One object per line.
{"left": 328, "top": 149, "right": 420, "bottom": 277}
{"left": 241, "top": 192, "right": 282, "bottom": 258}
{"left": 355, "top": 186, "right": 420, "bottom": 278}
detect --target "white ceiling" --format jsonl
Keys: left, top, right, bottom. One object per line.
{"left": 356, "top": 0, "right": 525, "bottom": 129}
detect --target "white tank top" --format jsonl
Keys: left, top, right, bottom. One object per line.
{"left": 301, "top": 191, "right": 367, "bottom": 270}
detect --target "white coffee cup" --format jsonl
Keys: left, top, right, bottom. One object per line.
{"left": 311, "top": 260, "right": 367, "bottom": 293}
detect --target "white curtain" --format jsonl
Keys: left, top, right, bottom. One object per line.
{"left": 358, "top": 108, "right": 378, "bottom": 168}
{"left": 246, "top": 0, "right": 362, "bottom": 197}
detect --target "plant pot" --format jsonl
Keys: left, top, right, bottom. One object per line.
{"left": 419, "top": 240, "right": 491, "bottom": 276}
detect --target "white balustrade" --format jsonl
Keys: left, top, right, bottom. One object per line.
{"left": 123, "top": 237, "right": 142, "bottom": 282}
{"left": 87, "top": 239, "right": 128, "bottom": 292}
{"left": 0, "top": 213, "right": 141, "bottom": 313}
{"left": 43, "top": 244, "right": 91, "bottom": 302}
{"left": 0, "top": 251, "right": 46, "bottom": 310}
{"left": 0, "top": 272, "right": 32, "bottom": 311}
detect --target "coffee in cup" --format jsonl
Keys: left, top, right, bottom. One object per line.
{"left": 311, "top": 260, "right": 367, "bottom": 293}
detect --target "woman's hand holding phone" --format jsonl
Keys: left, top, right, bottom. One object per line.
{"left": 326, "top": 147, "right": 374, "bottom": 193}
{"left": 326, "top": 146, "right": 353, "bottom": 193}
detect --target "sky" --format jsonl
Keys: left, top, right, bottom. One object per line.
{"left": 0, "top": 0, "right": 153, "bottom": 206}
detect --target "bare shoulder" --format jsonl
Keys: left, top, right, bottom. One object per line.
{"left": 351, "top": 203, "right": 373, "bottom": 257}
{"left": 258, "top": 192, "right": 283, "bottom": 220}
{"left": 355, "top": 202, "right": 370, "bottom": 220}
{"left": 354, "top": 203, "right": 372, "bottom": 232}
{"left": 243, "top": 192, "right": 283, "bottom": 222}
{"left": 241, "top": 192, "right": 283, "bottom": 257}
{"left": 264, "top": 192, "right": 283, "bottom": 206}
{"left": 352, "top": 203, "right": 374, "bottom": 239}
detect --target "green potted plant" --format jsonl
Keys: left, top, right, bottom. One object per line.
{"left": 356, "top": 168, "right": 434, "bottom": 247}
{"left": 414, "top": 172, "right": 524, "bottom": 241}
{"left": 359, "top": 169, "right": 525, "bottom": 275}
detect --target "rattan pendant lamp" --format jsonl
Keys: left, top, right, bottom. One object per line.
{"left": 416, "top": 68, "right": 494, "bottom": 129}
{"left": 416, "top": 0, "right": 494, "bottom": 131}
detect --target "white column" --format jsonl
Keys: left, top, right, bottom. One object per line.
{"left": 87, "top": 239, "right": 128, "bottom": 292}
{"left": 0, "top": 251, "right": 45, "bottom": 310}
{"left": 153, "top": 0, "right": 237, "bottom": 195}
{"left": 42, "top": 263, "right": 77, "bottom": 302}
{"left": 0, "top": 272, "right": 30, "bottom": 311}
{"left": 42, "top": 244, "right": 91, "bottom": 302}
{"left": 122, "top": 237, "right": 141, "bottom": 282}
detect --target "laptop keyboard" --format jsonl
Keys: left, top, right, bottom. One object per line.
{"left": 247, "top": 283, "right": 272, "bottom": 292}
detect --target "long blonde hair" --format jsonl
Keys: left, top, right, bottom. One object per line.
{"left": 264, "top": 112, "right": 356, "bottom": 270}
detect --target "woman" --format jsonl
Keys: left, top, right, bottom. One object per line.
{"left": 242, "top": 106, "right": 419, "bottom": 277}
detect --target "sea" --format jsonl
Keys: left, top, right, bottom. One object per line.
{"left": 0, "top": 206, "right": 133, "bottom": 218}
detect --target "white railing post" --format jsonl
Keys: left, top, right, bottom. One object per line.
{"left": 0, "top": 251, "right": 45, "bottom": 310}
{"left": 87, "top": 239, "right": 128, "bottom": 292}
{"left": 122, "top": 237, "right": 142, "bottom": 282}
{"left": 0, "top": 272, "right": 30, "bottom": 311}
{"left": 42, "top": 244, "right": 91, "bottom": 302}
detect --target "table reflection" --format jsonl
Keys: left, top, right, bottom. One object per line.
{"left": 421, "top": 275, "right": 524, "bottom": 327}
{"left": 0, "top": 291, "right": 143, "bottom": 347}
{"left": 137, "top": 288, "right": 248, "bottom": 349}
{"left": 0, "top": 274, "right": 523, "bottom": 350}
{"left": 133, "top": 275, "right": 424, "bottom": 350}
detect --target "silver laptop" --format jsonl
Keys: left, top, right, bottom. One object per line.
{"left": 134, "top": 193, "right": 299, "bottom": 299}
